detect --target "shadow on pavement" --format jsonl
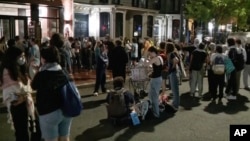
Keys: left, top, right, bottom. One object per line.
{"left": 75, "top": 119, "right": 126, "bottom": 141}
{"left": 75, "top": 111, "right": 175, "bottom": 141}
{"left": 180, "top": 92, "right": 201, "bottom": 110}
{"left": 114, "top": 112, "right": 175, "bottom": 141}
{"left": 201, "top": 92, "right": 212, "bottom": 101}
{"left": 82, "top": 99, "right": 107, "bottom": 110}
{"left": 204, "top": 94, "right": 249, "bottom": 114}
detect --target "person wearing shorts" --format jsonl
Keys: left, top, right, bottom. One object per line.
{"left": 32, "top": 46, "right": 73, "bottom": 141}
{"left": 39, "top": 109, "right": 72, "bottom": 140}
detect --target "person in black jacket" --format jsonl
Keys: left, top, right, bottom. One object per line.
{"left": 31, "top": 47, "right": 72, "bottom": 141}
{"left": 110, "top": 40, "right": 128, "bottom": 80}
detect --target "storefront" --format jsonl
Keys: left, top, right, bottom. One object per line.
{"left": 154, "top": 14, "right": 181, "bottom": 42}
{"left": 74, "top": 3, "right": 158, "bottom": 40}
{"left": 0, "top": 0, "right": 73, "bottom": 42}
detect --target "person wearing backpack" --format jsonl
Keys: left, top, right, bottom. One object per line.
{"left": 235, "top": 39, "right": 247, "bottom": 93}
{"left": 210, "top": 46, "right": 226, "bottom": 101}
{"left": 225, "top": 38, "right": 239, "bottom": 100}
{"left": 106, "top": 77, "right": 135, "bottom": 119}
{"left": 243, "top": 43, "right": 250, "bottom": 91}
{"left": 31, "top": 47, "right": 72, "bottom": 141}
{"left": 189, "top": 43, "right": 207, "bottom": 98}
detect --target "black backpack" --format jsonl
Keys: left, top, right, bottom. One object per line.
{"left": 228, "top": 48, "right": 244, "bottom": 71}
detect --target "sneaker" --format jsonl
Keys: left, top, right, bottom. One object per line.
{"left": 227, "top": 95, "right": 236, "bottom": 100}
{"left": 93, "top": 92, "right": 98, "bottom": 96}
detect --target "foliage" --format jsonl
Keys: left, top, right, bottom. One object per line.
{"left": 185, "top": 0, "right": 250, "bottom": 27}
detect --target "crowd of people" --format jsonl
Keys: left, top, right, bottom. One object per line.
{"left": 0, "top": 32, "right": 250, "bottom": 140}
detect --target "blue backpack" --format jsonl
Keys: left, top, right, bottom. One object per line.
{"left": 60, "top": 79, "right": 83, "bottom": 117}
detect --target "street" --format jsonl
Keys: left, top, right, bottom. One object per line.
{"left": 0, "top": 77, "right": 250, "bottom": 141}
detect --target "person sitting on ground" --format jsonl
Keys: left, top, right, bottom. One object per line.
{"left": 106, "top": 76, "right": 149, "bottom": 121}
{"left": 106, "top": 76, "right": 135, "bottom": 118}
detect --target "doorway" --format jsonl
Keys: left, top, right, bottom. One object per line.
{"left": 0, "top": 15, "right": 28, "bottom": 40}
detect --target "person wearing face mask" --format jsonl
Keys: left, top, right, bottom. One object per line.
{"left": 0, "top": 46, "right": 41, "bottom": 141}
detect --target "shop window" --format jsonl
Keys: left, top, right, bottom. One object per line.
{"left": 147, "top": 16, "right": 153, "bottom": 37}
{"left": 74, "top": 13, "right": 89, "bottom": 38}
{"left": 115, "top": 13, "right": 123, "bottom": 38}
{"left": 133, "top": 15, "right": 142, "bottom": 37}
{"left": 100, "top": 12, "right": 110, "bottom": 37}
{"left": 112, "top": 0, "right": 120, "bottom": 4}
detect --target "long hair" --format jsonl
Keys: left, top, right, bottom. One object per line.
{"left": 0, "top": 47, "right": 28, "bottom": 86}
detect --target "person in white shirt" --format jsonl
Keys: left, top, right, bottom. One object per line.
{"left": 210, "top": 45, "right": 226, "bottom": 101}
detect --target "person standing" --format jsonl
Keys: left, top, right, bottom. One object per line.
{"left": 235, "top": 39, "right": 247, "bottom": 93}
{"left": 166, "top": 43, "right": 180, "bottom": 110}
{"left": 243, "top": 43, "right": 250, "bottom": 91}
{"left": 189, "top": 43, "right": 207, "bottom": 98}
{"left": 225, "top": 38, "right": 239, "bottom": 100}
{"left": 110, "top": 40, "right": 128, "bottom": 80}
{"left": 93, "top": 43, "right": 108, "bottom": 96}
{"left": 210, "top": 45, "right": 226, "bottom": 101}
{"left": 28, "top": 38, "right": 40, "bottom": 80}
{"left": 131, "top": 37, "right": 138, "bottom": 65}
{"left": 0, "top": 46, "right": 41, "bottom": 141}
{"left": 31, "top": 47, "right": 72, "bottom": 141}
{"left": 144, "top": 47, "right": 163, "bottom": 118}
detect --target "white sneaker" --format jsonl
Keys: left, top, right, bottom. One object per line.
{"left": 227, "top": 95, "right": 236, "bottom": 100}
{"left": 93, "top": 92, "right": 98, "bottom": 96}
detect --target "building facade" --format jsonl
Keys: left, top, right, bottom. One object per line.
{"left": 0, "top": 0, "right": 73, "bottom": 42}
{"left": 73, "top": 0, "right": 159, "bottom": 40}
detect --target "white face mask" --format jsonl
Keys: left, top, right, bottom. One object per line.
{"left": 17, "top": 57, "right": 26, "bottom": 65}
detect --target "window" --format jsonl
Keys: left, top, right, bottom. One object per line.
{"left": 74, "top": 13, "right": 89, "bottom": 38}
{"left": 172, "top": 19, "right": 180, "bottom": 40}
{"left": 100, "top": 12, "right": 110, "bottom": 37}
{"left": 115, "top": 13, "right": 123, "bottom": 37}
{"left": 140, "top": 0, "right": 148, "bottom": 8}
{"left": 133, "top": 15, "right": 142, "bottom": 37}
{"left": 154, "top": 0, "right": 161, "bottom": 10}
{"left": 132, "top": 0, "right": 148, "bottom": 8}
{"left": 112, "top": 0, "right": 120, "bottom": 4}
{"left": 173, "top": 0, "right": 180, "bottom": 13}
{"left": 132, "top": 0, "right": 139, "bottom": 7}
{"left": 99, "top": 0, "right": 108, "bottom": 4}
{"left": 147, "top": 16, "right": 153, "bottom": 37}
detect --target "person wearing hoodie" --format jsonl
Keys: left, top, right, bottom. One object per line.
{"left": 31, "top": 47, "right": 72, "bottom": 141}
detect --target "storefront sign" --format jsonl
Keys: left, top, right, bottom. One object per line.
{"left": 0, "top": 0, "right": 62, "bottom": 6}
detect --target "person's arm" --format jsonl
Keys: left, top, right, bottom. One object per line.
{"left": 242, "top": 48, "right": 247, "bottom": 62}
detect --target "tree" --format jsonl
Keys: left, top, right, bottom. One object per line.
{"left": 185, "top": 0, "right": 250, "bottom": 30}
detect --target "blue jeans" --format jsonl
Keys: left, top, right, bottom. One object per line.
{"left": 169, "top": 71, "right": 180, "bottom": 108}
{"left": 39, "top": 109, "right": 72, "bottom": 140}
{"left": 94, "top": 66, "right": 106, "bottom": 92}
{"left": 149, "top": 77, "right": 162, "bottom": 117}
